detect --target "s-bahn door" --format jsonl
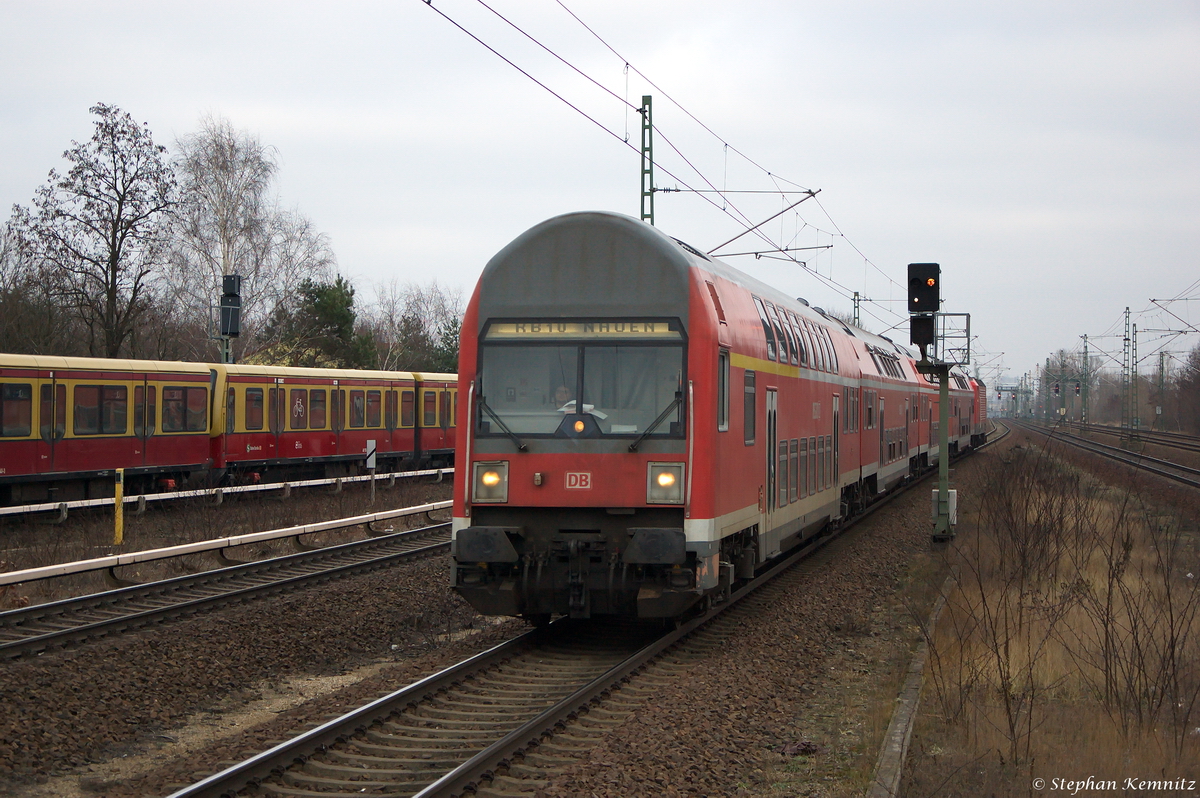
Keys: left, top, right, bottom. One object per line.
{"left": 37, "top": 378, "right": 66, "bottom": 473}
{"left": 765, "top": 388, "right": 778, "bottom": 519}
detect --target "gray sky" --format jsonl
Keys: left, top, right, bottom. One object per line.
{"left": 3, "top": 0, "right": 1197, "bottom": 384}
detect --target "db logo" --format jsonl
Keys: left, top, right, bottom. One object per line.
{"left": 565, "top": 471, "right": 592, "bottom": 490}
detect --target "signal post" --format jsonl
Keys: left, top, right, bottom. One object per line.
{"left": 908, "top": 263, "right": 969, "bottom": 542}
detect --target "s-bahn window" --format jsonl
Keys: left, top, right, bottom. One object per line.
{"left": 74, "top": 385, "right": 128, "bottom": 435}
{"left": 1, "top": 383, "right": 33, "bottom": 437}
{"left": 245, "top": 388, "right": 264, "bottom": 430}
{"left": 752, "top": 297, "right": 777, "bottom": 361}
{"left": 163, "top": 387, "right": 207, "bottom": 432}
{"left": 423, "top": 391, "right": 437, "bottom": 427}
{"left": 367, "top": 390, "right": 382, "bottom": 427}
{"left": 743, "top": 370, "right": 756, "bottom": 445}
{"left": 401, "top": 390, "right": 415, "bottom": 427}
{"left": 40, "top": 384, "right": 66, "bottom": 439}
{"left": 310, "top": 390, "right": 327, "bottom": 429}
{"left": 350, "top": 390, "right": 365, "bottom": 428}
{"left": 717, "top": 350, "right": 730, "bottom": 432}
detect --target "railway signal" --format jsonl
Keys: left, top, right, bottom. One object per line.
{"left": 907, "top": 263, "right": 940, "bottom": 313}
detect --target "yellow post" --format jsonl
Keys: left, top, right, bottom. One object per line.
{"left": 114, "top": 468, "right": 124, "bottom": 546}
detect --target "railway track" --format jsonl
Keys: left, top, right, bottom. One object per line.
{"left": 1014, "top": 420, "right": 1200, "bottom": 489}
{"left": 1057, "top": 421, "right": 1200, "bottom": 454}
{"left": 166, "top": 428, "right": 1008, "bottom": 798}
{"left": 0, "top": 523, "right": 449, "bottom": 660}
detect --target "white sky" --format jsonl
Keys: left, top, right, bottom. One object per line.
{"left": 2, "top": 0, "right": 1198, "bottom": 384}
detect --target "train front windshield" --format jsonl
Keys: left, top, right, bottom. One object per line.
{"left": 476, "top": 321, "right": 685, "bottom": 438}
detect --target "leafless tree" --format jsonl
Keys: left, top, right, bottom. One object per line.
{"left": 8, "top": 103, "right": 176, "bottom": 357}
{"left": 163, "top": 116, "right": 334, "bottom": 361}
{"left": 361, "top": 279, "right": 463, "bottom": 371}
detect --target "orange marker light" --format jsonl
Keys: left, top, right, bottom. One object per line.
{"left": 926, "top": 278, "right": 936, "bottom": 286}
{"left": 574, "top": 420, "right": 585, "bottom": 433}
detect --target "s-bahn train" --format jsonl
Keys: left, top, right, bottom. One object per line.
{"left": 451, "top": 211, "right": 986, "bottom": 621}
{"left": 0, "top": 354, "right": 457, "bottom": 506}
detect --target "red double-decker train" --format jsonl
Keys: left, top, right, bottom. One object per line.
{"left": 451, "top": 211, "right": 986, "bottom": 621}
{"left": 0, "top": 355, "right": 457, "bottom": 505}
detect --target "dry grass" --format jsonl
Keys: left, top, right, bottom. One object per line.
{"left": 905, "top": 439, "right": 1200, "bottom": 796}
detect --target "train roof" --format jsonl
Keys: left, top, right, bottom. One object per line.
{"left": 0, "top": 353, "right": 213, "bottom": 374}
{"left": 216, "top": 363, "right": 419, "bottom": 381}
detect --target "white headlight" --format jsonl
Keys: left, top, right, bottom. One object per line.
{"left": 473, "top": 461, "right": 509, "bottom": 503}
{"left": 647, "top": 462, "right": 685, "bottom": 504}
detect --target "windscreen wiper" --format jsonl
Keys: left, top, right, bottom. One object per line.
{"left": 479, "top": 397, "right": 527, "bottom": 451}
{"left": 628, "top": 393, "right": 682, "bottom": 452}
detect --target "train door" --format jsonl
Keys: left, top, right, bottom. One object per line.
{"left": 765, "top": 388, "right": 778, "bottom": 521}
{"left": 268, "top": 384, "right": 285, "bottom": 457}
{"left": 37, "top": 377, "right": 66, "bottom": 473}
{"left": 831, "top": 395, "right": 840, "bottom": 492}
{"left": 878, "top": 396, "right": 885, "bottom": 467}
{"left": 332, "top": 387, "right": 345, "bottom": 454}
{"left": 133, "top": 378, "right": 154, "bottom": 468}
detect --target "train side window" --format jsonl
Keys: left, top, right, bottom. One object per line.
{"left": 225, "top": 388, "right": 235, "bottom": 434}
{"left": 808, "top": 436, "right": 817, "bottom": 495}
{"left": 164, "top": 387, "right": 207, "bottom": 432}
{"left": 752, "top": 297, "right": 777, "bottom": 361}
{"left": 822, "top": 327, "right": 839, "bottom": 372}
{"left": 799, "top": 438, "right": 808, "bottom": 498}
{"left": 743, "top": 370, "right": 756, "bottom": 445}
{"left": 246, "top": 388, "right": 264, "bottom": 430}
{"left": 789, "top": 439, "right": 799, "bottom": 502}
{"left": 817, "top": 436, "right": 825, "bottom": 490}
{"left": 785, "top": 311, "right": 807, "bottom": 368}
{"left": 74, "top": 386, "right": 99, "bottom": 434}
{"left": 453, "top": 391, "right": 458, "bottom": 427}
{"left": 367, "top": 390, "right": 382, "bottom": 427}
{"left": 765, "top": 302, "right": 791, "bottom": 365}
{"left": 778, "top": 439, "right": 789, "bottom": 507}
{"left": 74, "top": 385, "right": 128, "bottom": 435}
{"left": 705, "top": 280, "right": 727, "bottom": 324}
{"left": 310, "top": 390, "right": 327, "bottom": 429}
{"left": 717, "top": 350, "right": 730, "bottom": 432}
{"left": 1, "top": 383, "right": 33, "bottom": 437}
{"left": 439, "top": 391, "right": 451, "bottom": 430}
{"left": 350, "top": 390, "right": 365, "bottom": 428}
{"left": 423, "top": 391, "right": 437, "bottom": 427}
{"left": 401, "top": 390, "right": 415, "bottom": 427}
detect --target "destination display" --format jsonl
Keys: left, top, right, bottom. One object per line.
{"left": 484, "top": 320, "right": 681, "bottom": 339}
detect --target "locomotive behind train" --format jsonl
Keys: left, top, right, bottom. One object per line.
{"left": 451, "top": 211, "right": 986, "bottom": 621}
{"left": 0, "top": 357, "right": 457, "bottom": 505}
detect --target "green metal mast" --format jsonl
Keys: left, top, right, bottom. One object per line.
{"left": 640, "top": 95, "right": 654, "bottom": 226}
{"left": 1081, "top": 334, "right": 1089, "bottom": 425}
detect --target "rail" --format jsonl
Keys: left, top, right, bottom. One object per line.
{"left": 0, "top": 466, "right": 454, "bottom": 519}
{"left": 0, "top": 499, "right": 452, "bottom": 587}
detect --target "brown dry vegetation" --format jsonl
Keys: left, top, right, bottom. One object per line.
{"left": 905, "top": 433, "right": 1200, "bottom": 796}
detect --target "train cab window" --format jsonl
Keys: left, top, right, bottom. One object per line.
{"left": 752, "top": 297, "right": 777, "bottom": 361}
{"left": 717, "top": 350, "right": 730, "bottom": 432}
{"left": 401, "top": 390, "right": 415, "bottom": 427}
{"left": 310, "top": 390, "right": 327, "bottom": 429}
{"left": 350, "top": 390, "right": 365, "bottom": 428}
{"left": 245, "top": 388, "right": 264, "bottom": 430}
{"left": 39, "top": 384, "right": 66, "bottom": 440}
{"left": 423, "top": 391, "right": 437, "bottom": 427}
{"left": 225, "top": 387, "right": 235, "bottom": 434}
{"left": 439, "top": 391, "right": 451, "bottom": 430}
{"left": 289, "top": 389, "right": 308, "bottom": 429}
{"left": 385, "top": 391, "right": 398, "bottom": 431}
{"left": 1, "top": 383, "right": 33, "bottom": 437}
{"left": 789, "top": 439, "right": 799, "bottom": 503}
{"left": 367, "top": 390, "right": 382, "bottom": 427}
{"left": 743, "top": 370, "right": 756, "bottom": 445}
{"left": 74, "top": 385, "right": 129, "bottom": 435}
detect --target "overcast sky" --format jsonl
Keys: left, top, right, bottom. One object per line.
{"left": 2, "top": 0, "right": 1197, "bottom": 384}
